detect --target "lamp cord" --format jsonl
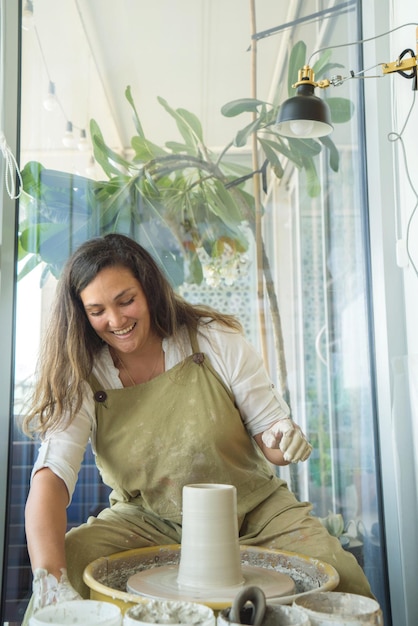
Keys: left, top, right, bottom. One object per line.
{"left": 0, "top": 133, "right": 22, "bottom": 200}
{"left": 388, "top": 90, "right": 418, "bottom": 278}
{"left": 308, "top": 22, "right": 418, "bottom": 65}
{"left": 396, "top": 49, "right": 417, "bottom": 87}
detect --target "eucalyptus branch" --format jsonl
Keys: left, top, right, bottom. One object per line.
{"left": 215, "top": 139, "right": 235, "bottom": 167}
{"left": 143, "top": 154, "right": 220, "bottom": 182}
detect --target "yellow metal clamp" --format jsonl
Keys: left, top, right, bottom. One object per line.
{"left": 381, "top": 25, "right": 417, "bottom": 82}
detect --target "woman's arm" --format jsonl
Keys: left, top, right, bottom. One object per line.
{"left": 23, "top": 372, "right": 103, "bottom": 605}
{"left": 25, "top": 467, "right": 69, "bottom": 579}
{"left": 195, "top": 323, "right": 312, "bottom": 464}
{"left": 25, "top": 467, "right": 82, "bottom": 608}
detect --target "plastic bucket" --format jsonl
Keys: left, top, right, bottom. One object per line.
{"left": 123, "top": 599, "right": 215, "bottom": 626}
{"left": 293, "top": 592, "right": 383, "bottom": 625}
{"left": 29, "top": 600, "right": 122, "bottom": 626}
{"left": 218, "top": 604, "right": 311, "bottom": 626}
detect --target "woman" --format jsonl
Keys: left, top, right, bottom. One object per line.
{"left": 23, "top": 233, "right": 373, "bottom": 610}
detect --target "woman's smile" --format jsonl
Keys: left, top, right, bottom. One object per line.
{"left": 112, "top": 322, "right": 137, "bottom": 336}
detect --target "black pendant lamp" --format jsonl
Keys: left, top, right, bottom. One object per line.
{"left": 276, "top": 67, "right": 333, "bottom": 139}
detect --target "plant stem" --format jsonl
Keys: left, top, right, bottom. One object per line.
{"left": 249, "top": 0, "right": 269, "bottom": 369}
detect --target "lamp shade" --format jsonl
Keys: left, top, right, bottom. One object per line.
{"left": 276, "top": 82, "right": 333, "bottom": 138}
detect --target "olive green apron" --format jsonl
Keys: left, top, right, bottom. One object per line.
{"left": 78, "top": 332, "right": 372, "bottom": 601}
{"left": 89, "top": 330, "right": 282, "bottom": 525}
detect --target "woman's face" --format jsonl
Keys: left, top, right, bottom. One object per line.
{"left": 80, "top": 265, "right": 155, "bottom": 355}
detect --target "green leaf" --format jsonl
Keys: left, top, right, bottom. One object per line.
{"left": 221, "top": 98, "right": 265, "bottom": 117}
{"left": 311, "top": 52, "right": 344, "bottom": 80}
{"left": 288, "top": 41, "right": 306, "bottom": 97}
{"left": 326, "top": 97, "right": 355, "bottom": 124}
{"left": 22, "top": 166, "right": 97, "bottom": 227}
{"left": 257, "top": 137, "right": 284, "bottom": 177}
{"left": 157, "top": 97, "right": 199, "bottom": 150}
{"left": 314, "top": 61, "right": 345, "bottom": 80}
{"left": 272, "top": 165, "right": 284, "bottom": 180}
{"left": 218, "top": 161, "right": 253, "bottom": 178}
{"left": 301, "top": 155, "right": 321, "bottom": 197}
{"left": 90, "top": 119, "right": 125, "bottom": 177}
{"left": 312, "top": 50, "right": 333, "bottom": 77}
{"left": 40, "top": 264, "right": 56, "bottom": 285}
{"left": 17, "top": 253, "right": 42, "bottom": 280}
{"left": 262, "top": 132, "right": 304, "bottom": 168}
{"left": 204, "top": 180, "right": 245, "bottom": 229}
{"left": 20, "top": 222, "right": 70, "bottom": 254}
{"left": 144, "top": 168, "right": 160, "bottom": 194}
{"left": 287, "top": 137, "right": 322, "bottom": 157}
{"left": 165, "top": 141, "right": 196, "bottom": 155}
{"left": 39, "top": 168, "right": 87, "bottom": 189}
{"left": 184, "top": 249, "right": 204, "bottom": 285}
{"left": 177, "top": 108, "right": 204, "bottom": 143}
{"left": 94, "top": 136, "right": 133, "bottom": 170}
{"left": 234, "top": 117, "right": 263, "bottom": 147}
{"left": 21, "top": 161, "right": 44, "bottom": 193}
{"left": 131, "top": 136, "right": 167, "bottom": 161}
{"left": 125, "top": 85, "right": 145, "bottom": 138}
{"left": 319, "top": 136, "right": 340, "bottom": 172}
{"left": 17, "top": 236, "right": 29, "bottom": 261}
{"left": 91, "top": 177, "right": 137, "bottom": 232}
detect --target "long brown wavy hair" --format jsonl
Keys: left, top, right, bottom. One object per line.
{"left": 22, "top": 233, "right": 242, "bottom": 438}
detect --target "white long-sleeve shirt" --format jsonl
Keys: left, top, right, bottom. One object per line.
{"left": 32, "top": 322, "right": 289, "bottom": 503}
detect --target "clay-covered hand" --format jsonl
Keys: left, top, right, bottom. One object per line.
{"left": 32, "top": 568, "right": 82, "bottom": 611}
{"left": 261, "top": 417, "right": 312, "bottom": 462}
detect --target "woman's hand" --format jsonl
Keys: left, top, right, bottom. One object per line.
{"left": 33, "top": 568, "right": 81, "bottom": 611}
{"left": 261, "top": 418, "right": 312, "bottom": 463}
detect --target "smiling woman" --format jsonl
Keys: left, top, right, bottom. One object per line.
{"left": 21, "top": 233, "right": 373, "bottom": 624}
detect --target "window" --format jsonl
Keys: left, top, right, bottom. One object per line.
{"left": 1, "top": 2, "right": 390, "bottom": 623}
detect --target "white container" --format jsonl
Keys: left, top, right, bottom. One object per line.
{"left": 29, "top": 600, "right": 122, "bottom": 626}
{"left": 177, "top": 484, "right": 244, "bottom": 590}
{"left": 294, "top": 592, "right": 383, "bottom": 625}
{"left": 124, "top": 599, "right": 215, "bottom": 626}
{"left": 218, "top": 604, "right": 311, "bottom": 626}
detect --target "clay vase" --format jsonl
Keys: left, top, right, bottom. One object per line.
{"left": 177, "top": 483, "right": 244, "bottom": 590}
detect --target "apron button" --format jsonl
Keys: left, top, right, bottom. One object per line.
{"left": 94, "top": 390, "right": 107, "bottom": 402}
{"left": 193, "top": 353, "right": 205, "bottom": 365}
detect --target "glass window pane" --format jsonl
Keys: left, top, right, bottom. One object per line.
{"left": 2, "top": 2, "right": 390, "bottom": 624}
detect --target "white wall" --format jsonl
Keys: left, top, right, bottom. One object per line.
{"left": 362, "top": 3, "right": 418, "bottom": 625}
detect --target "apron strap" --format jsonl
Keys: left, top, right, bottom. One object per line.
{"left": 88, "top": 372, "right": 103, "bottom": 394}
{"left": 188, "top": 324, "right": 201, "bottom": 354}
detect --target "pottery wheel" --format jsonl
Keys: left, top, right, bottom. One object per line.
{"left": 127, "top": 564, "right": 295, "bottom": 603}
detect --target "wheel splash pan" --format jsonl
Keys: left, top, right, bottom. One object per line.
{"left": 83, "top": 544, "right": 339, "bottom": 613}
